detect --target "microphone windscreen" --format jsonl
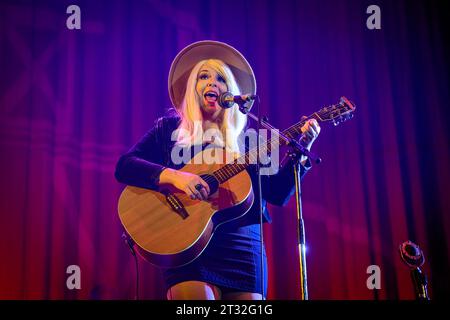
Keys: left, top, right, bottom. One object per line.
{"left": 218, "top": 92, "right": 235, "bottom": 109}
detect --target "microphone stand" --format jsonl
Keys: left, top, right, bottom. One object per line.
{"left": 238, "top": 102, "right": 321, "bottom": 301}
{"left": 238, "top": 99, "right": 266, "bottom": 299}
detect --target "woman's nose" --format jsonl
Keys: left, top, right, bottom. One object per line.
{"left": 207, "top": 82, "right": 217, "bottom": 87}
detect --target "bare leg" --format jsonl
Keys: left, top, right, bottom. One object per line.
{"left": 167, "top": 281, "right": 222, "bottom": 300}
{"left": 222, "top": 292, "right": 262, "bottom": 300}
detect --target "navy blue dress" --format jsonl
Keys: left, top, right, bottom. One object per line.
{"left": 115, "top": 114, "right": 310, "bottom": 295}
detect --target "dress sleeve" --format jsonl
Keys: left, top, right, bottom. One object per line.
{"left": 114, "top": 118, "right": 168, "bottom": 190}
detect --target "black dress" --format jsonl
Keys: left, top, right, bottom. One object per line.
{"left": 115, "top": 114, "right": 310, "bottom": 295}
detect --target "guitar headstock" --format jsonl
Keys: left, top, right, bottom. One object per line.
{"left": 315, "top": 96, "right": 356, "bottom": 126}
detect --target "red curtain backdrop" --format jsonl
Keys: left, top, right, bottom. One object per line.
{"left": 0, "top": 0, "right": 449, "bottom": 299}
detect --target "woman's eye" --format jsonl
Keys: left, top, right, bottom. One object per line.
{"left": 199, "top": 74, "right": 209, "bottom": 80}
{"left": 217, "top": 75, "right": 226, "bottom": 83}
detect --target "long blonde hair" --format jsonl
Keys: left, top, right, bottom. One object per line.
{"left": 174, "top": 59, "right": 247, "bottom": 153}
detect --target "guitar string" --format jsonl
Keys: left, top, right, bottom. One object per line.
{"left": 213, "top": 113, "right": 318, "bottom": 182}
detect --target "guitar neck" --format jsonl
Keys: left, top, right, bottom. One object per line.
{"left": 211, "top": 96, "right": 356, "bottom": 183}
{"left": 211, "top": 113, "right": 321, "bottom": 184}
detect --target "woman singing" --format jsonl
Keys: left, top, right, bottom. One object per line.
{"left": 115, "top": 40, "right": 320, "bottom": 300}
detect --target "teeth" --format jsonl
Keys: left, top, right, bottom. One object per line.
{"left": 204, "top": 92, "right": 218, "bottom": 98}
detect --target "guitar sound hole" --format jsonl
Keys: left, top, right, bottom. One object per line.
{"left": 200, "top": 174, "right": 219, "bottom": 195}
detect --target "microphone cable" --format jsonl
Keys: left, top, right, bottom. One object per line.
{"left": 255, "top": 96, "right": 266, "bottom": 300}
{"left": 122, "top": 232, "right": 139, "bottom": 300}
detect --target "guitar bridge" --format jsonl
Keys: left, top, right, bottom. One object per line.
{"left": 165, "top": 193, "right": 189, "bottom": 219}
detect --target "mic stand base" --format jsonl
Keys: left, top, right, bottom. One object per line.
{"left": 411, "top": 268, "right": 430, "bottom": 300}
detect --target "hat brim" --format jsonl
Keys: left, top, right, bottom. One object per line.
{"left": 168, "top": 40, "right": 256, "bottom": 109}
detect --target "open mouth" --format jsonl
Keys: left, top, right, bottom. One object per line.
{"left": 204, "top": 91, "right": 218, "bottom": 103}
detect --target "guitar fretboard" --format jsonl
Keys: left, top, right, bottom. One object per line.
{"left": 211, "top": 113, "right": 322, "bottom": 183}
{"left": 208, "top": 96, "right": 355, "bottom": 184}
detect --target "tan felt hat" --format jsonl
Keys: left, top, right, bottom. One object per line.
{"left": 168, "top": 40, "right": 256, "bottom": 109}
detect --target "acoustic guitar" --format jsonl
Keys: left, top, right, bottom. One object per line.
{"left": 118, "top": 97, "right": 355, "bottom": 268}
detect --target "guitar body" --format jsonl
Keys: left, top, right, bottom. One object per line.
{"left": 118, "top": 148, "right": 254, "bottom": 268}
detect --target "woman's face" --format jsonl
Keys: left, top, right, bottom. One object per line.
{"left": 196, "top": 65, "right": 228, "bottom": 119}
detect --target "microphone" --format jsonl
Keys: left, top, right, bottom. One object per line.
{"left": 399, "top": 240, "right": 430, "bottom": 300}
{"left": 218, "top": 92, "right": 257, "bottom": 109}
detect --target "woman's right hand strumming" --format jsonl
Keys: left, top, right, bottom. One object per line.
{"left": 159, "top": 168, "right": 210, "bottom": 200}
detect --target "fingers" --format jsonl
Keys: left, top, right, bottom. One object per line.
{"left": 188, "top": 185, "right": 203, "bottom": 200}
{"left": 186, "top": 186, "right": 197, "bottom": 200}
{"left": 307, "top": 125, "right": 318, "bottom": 138}
{"left": 310, "top": 119, "right": 321, "bottom": 135}
{"left": 188, "top": 178, "right": 210, "bottom": 201}
{"left": 199, "top": 188, "right": 209, "bottom": 199}
{"left": 200, "top": 179, "right": 211, "bottom": 195}
{"left": 301, "top": 119, "right": 321, "bottom": 144}
{"left": 303, "top": 131, "right": 314, "bottom": 142}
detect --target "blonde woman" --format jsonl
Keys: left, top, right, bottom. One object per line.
{"left": 115, "top": 41, "right": 320, "bottom": 300}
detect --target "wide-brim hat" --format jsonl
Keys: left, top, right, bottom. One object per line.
{"left": 168, "top": 40, "right": 256, "bottom": 109}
